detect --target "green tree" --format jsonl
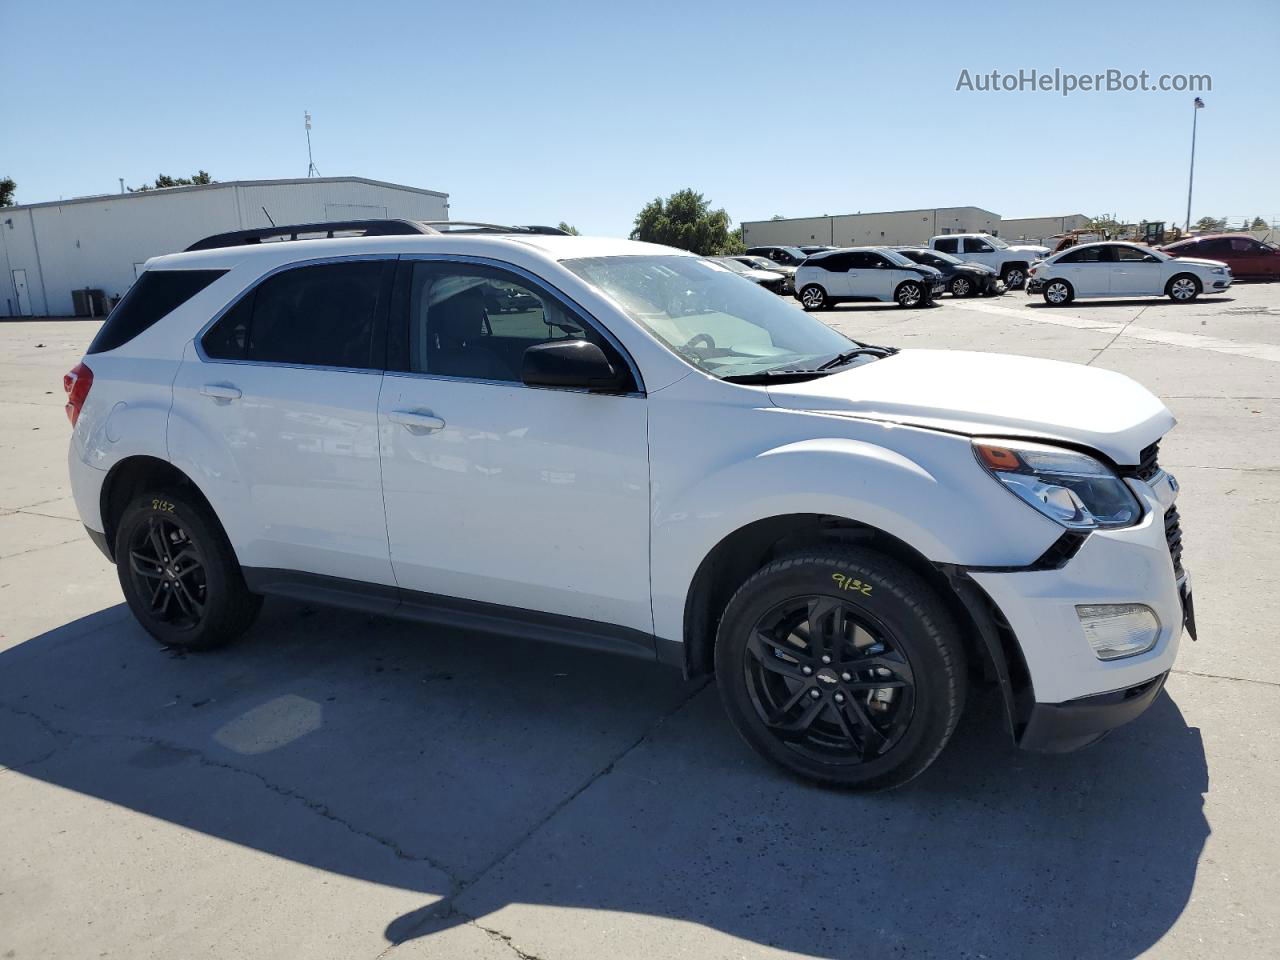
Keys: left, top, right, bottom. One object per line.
{"left": 723, "top": 224, "right": 746, "bottom": 254}
{"left": 1085, "top": 214, "right": 1122, "bottom": 236}
{"left": 1250, "top": 216, "right": 1268, "bottom": 230}
{"left": 1193, "top": 215, "right": 1227, "bottom": 233}
{"left": 630, "top": 188, "right": 737, "bottom": 256}
{"left": 557, "top": 221, "right": 580, "bottom": 235}
{"left": 0, "top": 176, "right": 15, "bottom": 207}
{"left": 130, "top": 170, "right": 215, "bottom": 192}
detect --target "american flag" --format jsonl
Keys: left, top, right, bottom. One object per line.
{"left": 1194, "top": 97, "right": 1205, "bottom": 108}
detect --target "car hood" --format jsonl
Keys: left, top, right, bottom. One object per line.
{"left": 1165, "top": 255, "right": 1228, "bottom": 269}
{"left": 956, "top": 262, "right": 998, "bottom": 274}
{"left": 1008, "top": 244, "right": 1051, "bottom": 256}
{"left": 766, "top": 349, "right": 1174, "bottom": 464}
{"left": 745, "top": 269, "right": 782, "bottom": 281}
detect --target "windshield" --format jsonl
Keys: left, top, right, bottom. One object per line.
{"left": 987, "top": 236, "right": 1010, "bottom": 249}
{"left": 916, "top": 249, "right": 961, "bottom": 265}
{"left": 715, "top": 257, "right": 752, "bottom": 274}
{"left": 562, "top": 255, "right": 855, "bottom": 379}
{"left": 879, "top": 249, "right": 916, "bottom": 267}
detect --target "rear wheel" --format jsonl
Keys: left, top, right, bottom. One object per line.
{"left": 715, "top": 547, "right": 967, "bottom": 790}
{"left": 114, "top": 488, "right": 261, "bottom": 650}
{"left": 1043, "top": 279, "right": 1074, "bottom": 305}
{"left": 1167, "top": 273, "right": 1201, "bottom": 302}
{"left": 799, "top": 285, "right": 829, "bottom": 311}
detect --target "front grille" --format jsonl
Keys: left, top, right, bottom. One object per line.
{"left": 1165, "top": 505, "right": 1185, "bottom": 579}
{"left": 1130, "top": 441, "right": 1161, "bottom": 482}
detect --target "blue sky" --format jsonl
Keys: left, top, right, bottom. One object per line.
{"left": 3, "top": 0, "right": 1276, "bottom": 234}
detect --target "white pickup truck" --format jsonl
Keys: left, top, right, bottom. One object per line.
{"left": 928, "top": 234, "right": 1050, "bottom": 290}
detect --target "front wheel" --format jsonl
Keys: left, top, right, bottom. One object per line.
{"left": 1167, "top": 273, "right": 1201, "bottom": 302}
{"left": 895, "top": 281, "right": 925, "bottom": 308}
{"left": 114, "top": 488, "right": 261, "bottom": 650}
{"left": 1001, "top": 265, "right": 1027, "bottom": 289}
{"left": 949, "top": 276, "right": 972, "bottom": 298}
{"left": 715, "top": 547, "right": 967, "bottom": 790}
{"left": 799, "top": 285, "right": 828, "bottom": 311}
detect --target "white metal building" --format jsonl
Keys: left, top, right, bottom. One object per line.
{"left": 742, "top": 207, "right": 1001, "bottom": 249}
{"left": 1000, "top": 214, "right": 1089, "bottom": 243}
{"left": 0, "top": 177, "right": 449, "bottom": 317}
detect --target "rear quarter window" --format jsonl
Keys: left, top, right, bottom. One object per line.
{"left": 87, "top": 269, "right": 226, "bottom": 354}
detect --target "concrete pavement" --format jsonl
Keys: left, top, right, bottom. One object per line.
{"left": 2, "top": 282, "right": 1278, "bottom": 958}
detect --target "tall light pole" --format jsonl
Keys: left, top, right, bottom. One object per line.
{"left": 1185, "top": 97, "right": 1205, "bottom": 232}
{"left": 305, "top": 111, "right": 320, "bottom": 178}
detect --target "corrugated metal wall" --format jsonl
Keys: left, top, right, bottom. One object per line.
{"left": 0, "top": 179, "right": 449, "bottom": 316}
{"left": 742, "top": 207, "right": 1003, "bottom": 249}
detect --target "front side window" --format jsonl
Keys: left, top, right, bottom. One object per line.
{"left": 405, "top": 263, "right": 616, "bottom": 383}
{"left": 1231, "top": 237, "right": 1261, "bottom": 253}
{"left": 1115, "top": 245, "right": 1156, "bottom": 262}
{"left": 203, "top": 260, "right": 388, "bottom": 368}
{"left": 963, "top": 237, "right": 994, "bottom": 253}
{"left": 563, "top": 255, "right": 853, "bottom": 380}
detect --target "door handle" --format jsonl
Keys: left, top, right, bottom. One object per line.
{"left": 201, "top": 383, "right": 241, "bottom": 401}
{"left": 388, "top": 409, "right": 446, "bottom": 434}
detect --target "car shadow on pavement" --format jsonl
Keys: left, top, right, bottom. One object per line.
{"left": 1026, "top": 296, "right": 1236, "bottom": 309}
{"left": 0, "top": 601, "right": 1209, "bottom": 959}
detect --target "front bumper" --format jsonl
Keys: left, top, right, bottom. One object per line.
{"left": 1019, "top": 671, "right": 1168, "bottom": 752}
{"left": 970, "top": 472, "right": 1187, "bottom": 745}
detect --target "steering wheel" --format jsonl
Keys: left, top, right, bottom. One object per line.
{"left": 683, "top": 333, "right": 716, "bottom": 351}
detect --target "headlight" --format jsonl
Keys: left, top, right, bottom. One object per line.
{"left": 1211, "top": 267, "right": 1225, "bottom": 274}
{"left": 973, "top": 439, "right": 1142, "bottom": 529}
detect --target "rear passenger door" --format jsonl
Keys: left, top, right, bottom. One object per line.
{"left": 169, "top": 258, "right": 397, "bottom": 591}
{"left": 1054, "top": 245, "right": 1112, "bottom": 296}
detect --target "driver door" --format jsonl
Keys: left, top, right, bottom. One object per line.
{"left": 378, "top": 259, "right": 654, "bottom": 634}
{"left": 1111, "top": 245, "right": 1164, "bottom": 295}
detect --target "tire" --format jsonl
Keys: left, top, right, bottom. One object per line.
{"left": 949, "top": 276, "right": 972, "bottom": 298}
{"left": 114, "top": 487, "right": 261, "bottom": 650}
{"left": 1167, "top": 273, "right": 1201, "bottom": 302}
{"left": 1001, "top": 264, "right": 1028, "bottom": 290}
{"left": 714, "top": 547, "right": 967, "bottom": 790}
{"left": 895, "top": 281, "right": 925, "bottom": 308}
{"left": 799, "top": 285, "right": 828, "bottom": 311}
{"left": 1043, "top": 279, "right": 1074, "bottom": 305}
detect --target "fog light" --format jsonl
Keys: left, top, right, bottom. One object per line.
{"left": 1076, "top": 604, "right": 1161, "bottom": 660}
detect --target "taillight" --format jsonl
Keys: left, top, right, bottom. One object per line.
{"left": 63, "top": 362, "right": 93, "bottom": 427}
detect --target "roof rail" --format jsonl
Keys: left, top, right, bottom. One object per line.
{"left": 184, "top": 219, "right": 535, "bottom": 252}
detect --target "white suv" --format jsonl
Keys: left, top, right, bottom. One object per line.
{"left": 794, "top": 247, "right": 945, "bottom": 310}
{"left": 64, "top": 220, "right": 1194, "bottom": 790}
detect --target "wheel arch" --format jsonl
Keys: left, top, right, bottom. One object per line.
{"left": 99, "top": 456, "right": 222, "bottom": 562}
{"left": 679, "top": 512, "right": 1027, "bottom": 736}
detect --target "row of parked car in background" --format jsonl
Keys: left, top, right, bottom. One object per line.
{"left": 733, "top": 229, "right": 1276, "bottom": 310}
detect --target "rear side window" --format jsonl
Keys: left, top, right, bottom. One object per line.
{"left": 933, "top": 238, "right": 958, "bottom": 253}
{"left": 203, "top": 261, "right": 390, "bottom": 369}
{"left": 88, "top": 269, "right": 226, "bottom": 354}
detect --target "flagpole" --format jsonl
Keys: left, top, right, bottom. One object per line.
{"left": 1185, "top": 99, "right": 1200, "bottom": 233}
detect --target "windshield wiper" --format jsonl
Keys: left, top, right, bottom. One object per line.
{"left": 816, "top": 344, "right": 899, "bottom": 370}
{"left": 722, "top": 368, "right": 831, "bottom": 384}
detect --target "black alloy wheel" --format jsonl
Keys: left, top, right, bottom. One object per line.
{"left": 127, "top": 514, "right": 208, "bottom": 629}
{"left": 745, "top": 595, "right": 915, "bottom": 764}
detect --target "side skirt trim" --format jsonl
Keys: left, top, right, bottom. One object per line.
{"left": 242, "top": 567, "right": 662, "bottom": 663}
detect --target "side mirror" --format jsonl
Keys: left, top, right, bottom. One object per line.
{"left": 1144, "top": 255, "right": 1160, "bottom": 262}
{"left": 522, "top": 340, "right": 629, "bottom": 393}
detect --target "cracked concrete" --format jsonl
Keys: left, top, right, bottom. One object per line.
{"left": 3, "top": 284, "right": 1280, "bottom": 958}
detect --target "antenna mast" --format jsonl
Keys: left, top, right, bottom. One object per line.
{"left": 305, "top": 111, "right": 320, "bottom": 178}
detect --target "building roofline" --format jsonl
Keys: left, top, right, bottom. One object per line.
{"left": 0, "top": 176, "right": 449, "bottom": 213}
{"left": 742, "top": 206, "right": 1000, "bottom": 226}
{"left": 1002, "top": 213, "right": 1089, "bottom": 221}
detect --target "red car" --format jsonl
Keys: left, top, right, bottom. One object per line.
{"left": 1162, "top": 233, "right": 1280, "bottom": 280}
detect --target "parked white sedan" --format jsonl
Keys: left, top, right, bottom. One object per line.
{"left": 1027, "top": 241, "right": 1232, "bottom": 305}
